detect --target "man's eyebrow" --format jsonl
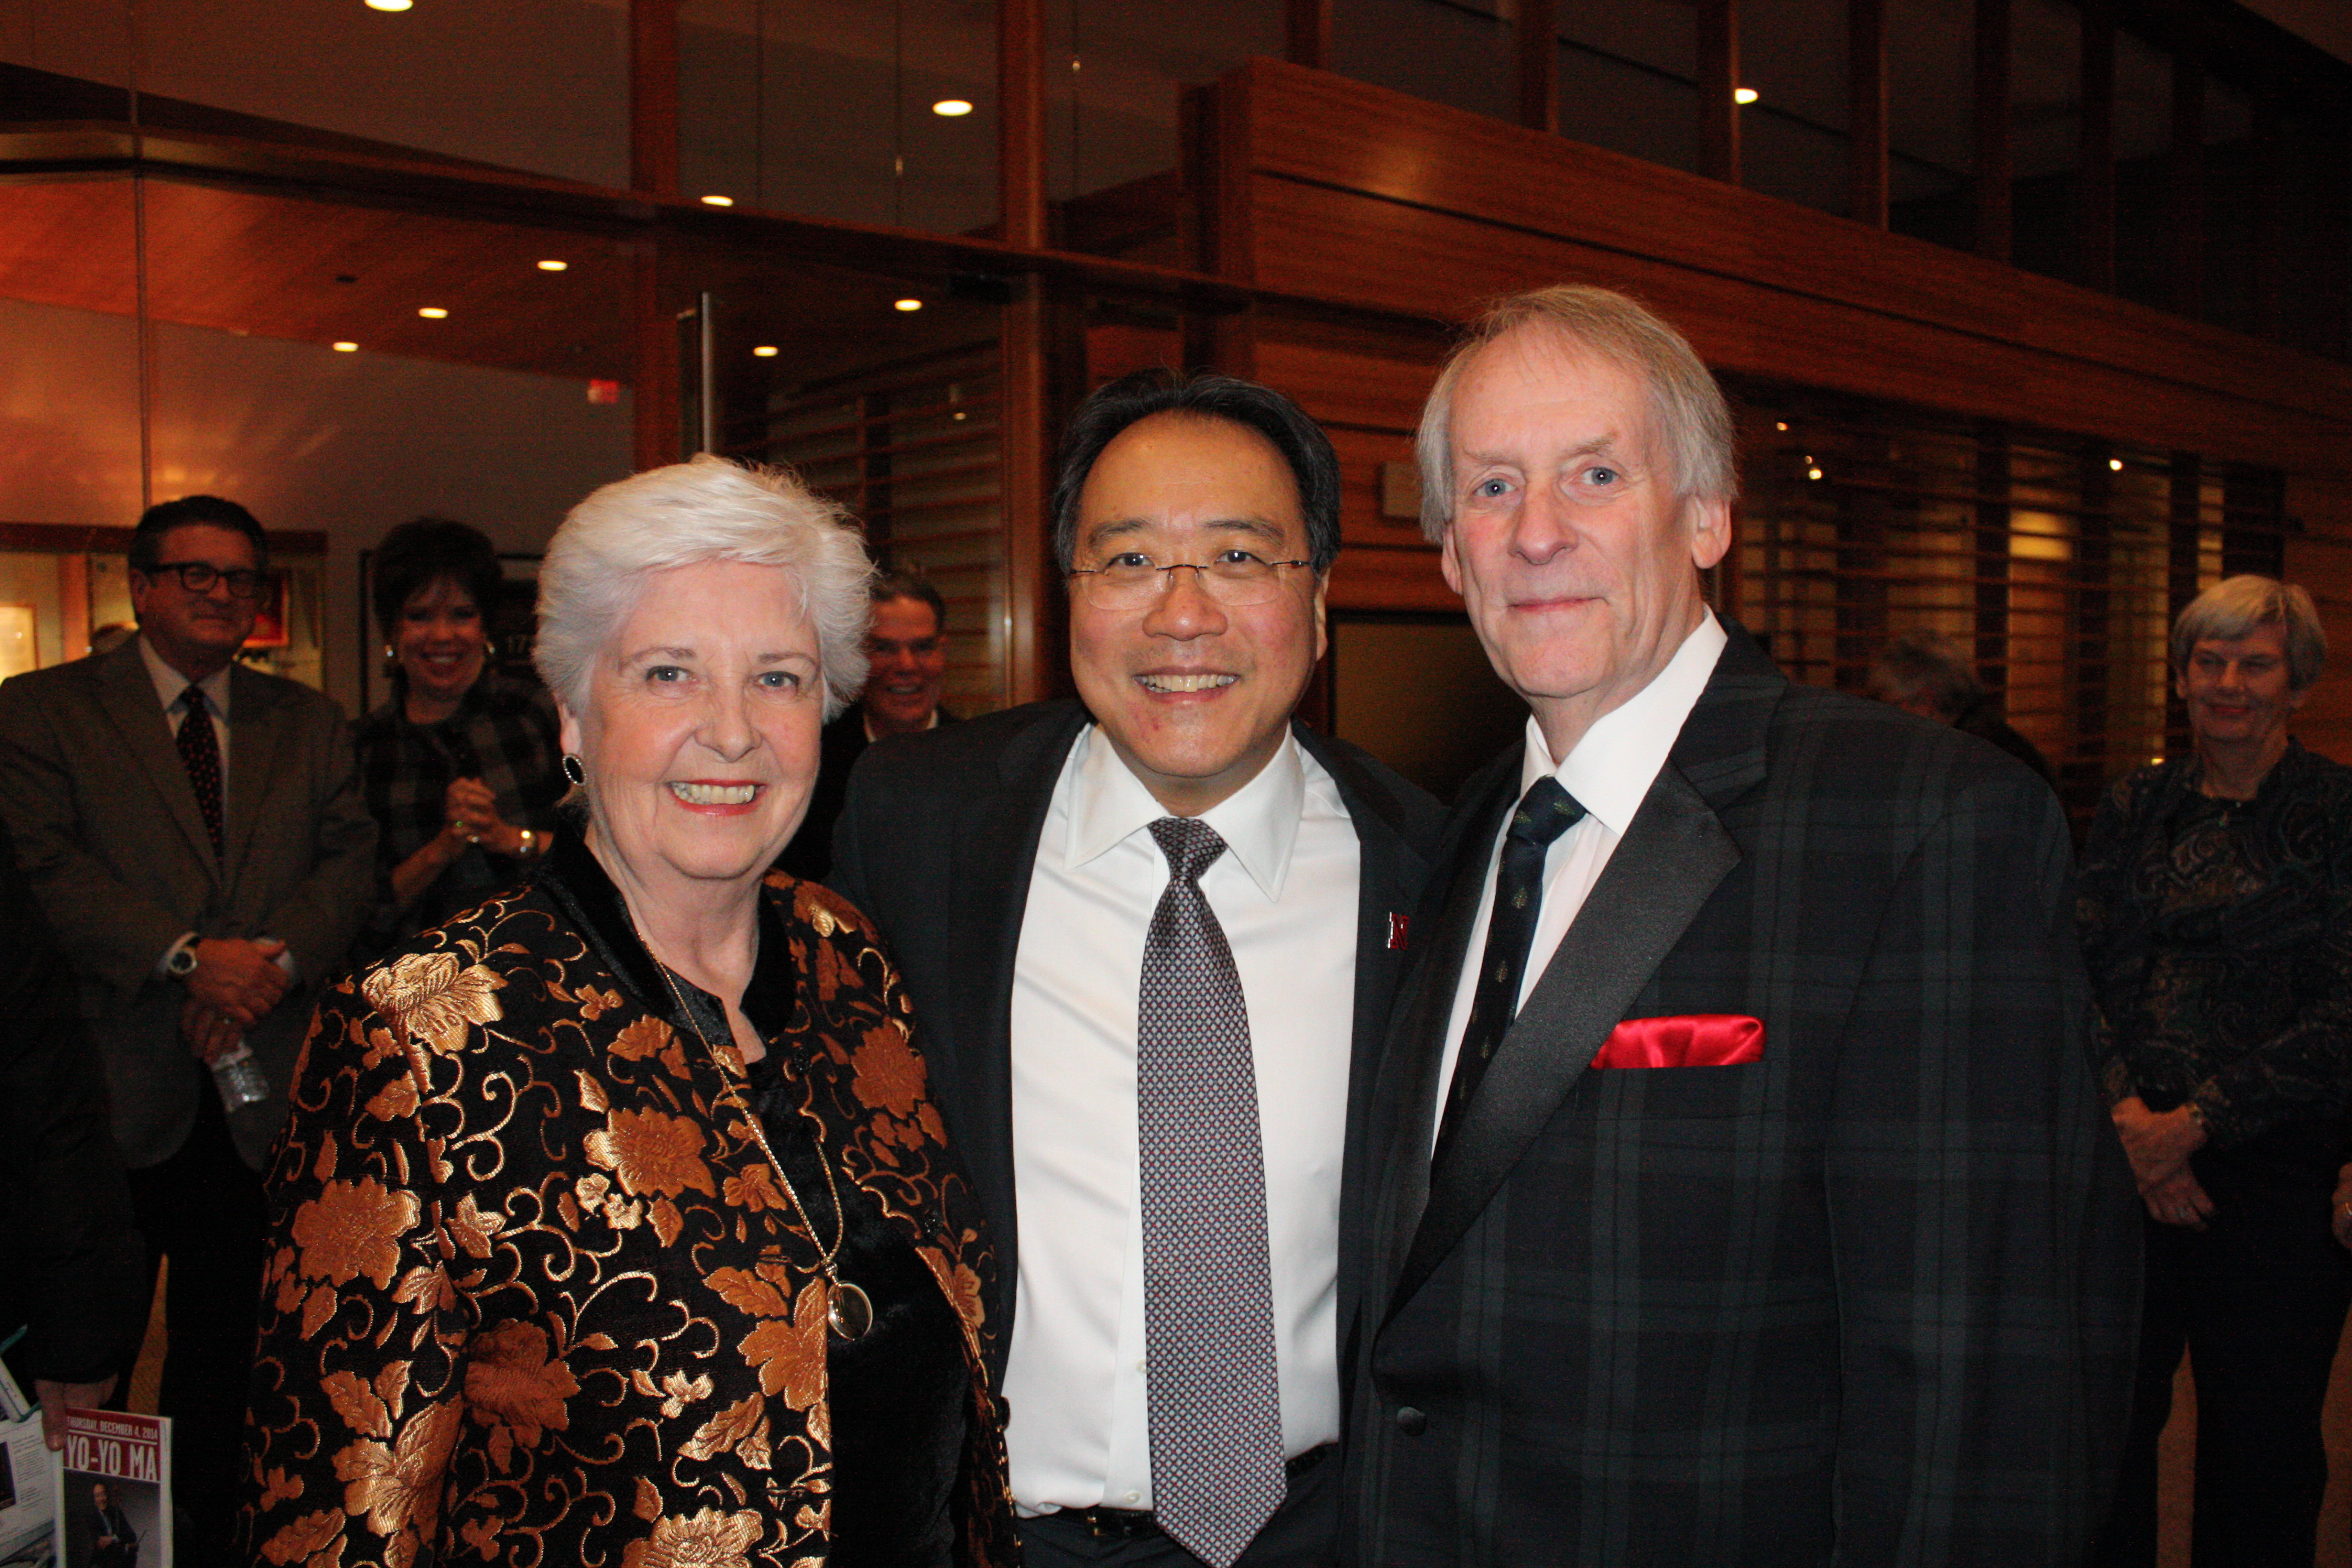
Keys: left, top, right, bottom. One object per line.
{"left": 1458, "top": 434, "right": 1625, "bottom": 468}
{"left": 1080, "top": 516, "right": 1288, "bottom": 547}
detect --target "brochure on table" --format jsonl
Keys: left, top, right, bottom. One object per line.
{"left": 0, "top": 1369, "right": 171, "bottom": 1568}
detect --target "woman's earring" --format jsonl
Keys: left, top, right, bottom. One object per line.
{"left": 561, "top": 754, "right": 586, "bottom": 786}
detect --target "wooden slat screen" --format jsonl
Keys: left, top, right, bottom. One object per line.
{"left": 742, "top": 343, "right": 1009, "bottom": 713}
{"left": 1724, "top": 376, "right": 2286, "bottom": 821}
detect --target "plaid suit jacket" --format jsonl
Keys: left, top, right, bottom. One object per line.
{"left": 1342, "top": 623, "right": 2140, "bottom": 1566}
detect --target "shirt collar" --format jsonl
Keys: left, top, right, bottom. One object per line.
{"left": 1064, "top": 723, "right": 1305, "bottom": 902}
{"left": 1521, "top": 609, "right": 1727, "bottom": 834}
{"left": 138, "top": 633, "right": 233, "bottom": 721}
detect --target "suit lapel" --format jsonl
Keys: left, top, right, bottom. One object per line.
{"left": 224, "top": 666, "right": 290, "bottom": 890}
{"left": 97, "top": 641, "right": 220, "bottom": 881}
{"left": 1382, "top": 623, "right": 1783, "bottom": 1322}
{"left": 952, "top": 704, "right": 1087, "bottom": 1328}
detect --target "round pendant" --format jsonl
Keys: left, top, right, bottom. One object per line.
{"left": 827, "top": 1280, "right": 874, "bottom": 1341}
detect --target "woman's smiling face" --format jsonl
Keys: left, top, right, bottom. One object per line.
{"left": 562, "top": 559, "right": 825, "bottom": 899}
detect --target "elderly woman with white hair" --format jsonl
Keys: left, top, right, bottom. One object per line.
{"left": 2081, "top": 574, "right": 2352, "bottom": 1567}
{"left": 239, "top": 457, "right": 1015, "bottom": 1568}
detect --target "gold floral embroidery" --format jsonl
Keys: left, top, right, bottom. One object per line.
{"left": 462, "top": 1322, "right": 577, "bottom": 1470}
{"left": 333, "top": 1397, "right": 461, "bottom": 1566}
{"left": 848, "top": 1023, "right": 925, "bottom": 1120}
{"left": 456, "top": 1517, "right": 502, "bottom": 1560}
{"left": 678, "top": 1393, "right": 771, "bottom": 1470}
{"left": 619, "top": 1508, "right": 765, "bottom": 1568}
{"left": 259, "top": 1509, "right": 344, "bottom": 1566}
{"left": 362, "top": 951, "right": 505, "bottom": 1058}
{"left": 584, "top": 1107, "right": 717, "bottom": 1199}
{"left": 290, "top": 1177, "right": 420, "bottom": 1290}
{"left": 609, "top": 1015, "right": 689, "bottom": 1077}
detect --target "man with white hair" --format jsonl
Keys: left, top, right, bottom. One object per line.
{"left": 1343, "top": 286, "right": 2139, "bottom": 1564}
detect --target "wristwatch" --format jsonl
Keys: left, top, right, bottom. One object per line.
{"left": 166, "top": 943, "right": 199, "bottom": 979}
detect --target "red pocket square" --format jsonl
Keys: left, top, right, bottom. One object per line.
{"left": 1589, "top": 1014, "right": 1765, "bottom": 1070}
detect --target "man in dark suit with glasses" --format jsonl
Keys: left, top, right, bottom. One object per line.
{"left": 0, "top": 495, "right": 375, "bottom": 1566}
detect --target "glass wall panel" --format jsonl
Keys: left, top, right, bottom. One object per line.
{"left": 1739, "top": 0, "right": 1850, "bottom": 216}
{"left": 684, "top": 249, "right": 1011, "bottom": 711}
{"left": 682, "top": 0, "right": 997, "bottom": 234}
{"left": 2008, "top": 0, "right": 2081, "bottom": 284}
{"left": 1559, "top": 0, "right": 1700, "bottom": 173}
{"left": 1335, "top": 0, "right": 1513, "bottom": 127}
{"left": 2110, "top": 25, "right": 2171, "bottom": 312}
{"left": 6, "top": 0, "right": 631, "bottom": 189}
{"left": 2201, "top": 75, "right": 2256, "bottom": 336}
{"left": 1886, "top": 0, "right": 1975, "bottom": 248}
{"left": 1054, "top": 0, "right": 1278, "bottom": 259}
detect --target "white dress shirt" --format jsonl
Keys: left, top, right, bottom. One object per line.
{"left": 139, "top": 631, "right": 233, "bottom": 786}
{"left": 1004, "top": 725, "right": 1359, "bottom": 1514}
{"left": 1430, "top": 612, "right": 1727, "bottom": 1152}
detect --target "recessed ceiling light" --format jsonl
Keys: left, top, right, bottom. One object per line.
{"left": 753, "top": 345, "right": 779, "bottom": 357}
{"left": 932, "top": 99, "right": 973, "bottom": 117}
{"left": 417, "top": 307, "right": 448, "bottom": 319}
{"left": 1734, "top": 86, "right": 1760, "bottom": 105}
{"left": 700, "top": 194, "right": 734, "bottom": 207}
{"left": 333, "top": 341, "right": 359, "bottom": 352}
{"left": 894, "top": 298, "right": 924, "bottom": 312}
{"left": 1806, "top": 466, "right": 1824, "bottom": 480}
{"left": 1774, "top": 421, "right": 1789, "bottom": 432}
{"left": 537, "top": 259, "right": 568, "bottom": 271}
{"left": 2109, "top": 458, "right": 2125, "bottom": 471}
{"left": 365, "top": 0, "right": 412, "bottom": 10}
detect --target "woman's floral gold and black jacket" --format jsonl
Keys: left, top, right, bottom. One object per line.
{"left": 236, "top": 846, "right": 1016, "bottom": 1568}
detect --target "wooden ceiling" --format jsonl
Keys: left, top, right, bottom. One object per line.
{"left": 0, "top": 176, "right": 634, "bottom": 382}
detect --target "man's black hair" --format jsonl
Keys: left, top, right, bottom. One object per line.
{"left": 129, "top": 496, "right": 267, "bottom": 574}
{"left": 870, "top": 566, "right": 948, "bottom": 632}
{"left": 1048, "top": 369, "right": 1342, "bottom": 574}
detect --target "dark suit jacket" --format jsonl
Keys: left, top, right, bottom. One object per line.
{"left": 0, "top": 639, "right": 377, "bottom": 1169}
{"left": 1346, "top": 623, "right": 2140, "bottom": 1566}
{"left": 829, "top": 698, "right": 1446, "bottom": 1384}
{"left": 778, "top": 704, "right": 958, "bottom": 882}
{"left": 0, "top": 825, "right": 144, "bottom": 1387}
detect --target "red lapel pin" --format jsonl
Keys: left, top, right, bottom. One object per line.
{"left": 1387, "top": 912, "right": 1410, "bottom": 950}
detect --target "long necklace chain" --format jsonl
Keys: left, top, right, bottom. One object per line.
{"left": 643, "top": 941, "right": 873, "bottom": 1341}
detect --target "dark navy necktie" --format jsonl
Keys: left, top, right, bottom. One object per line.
{"left": 1435, "top": 776, "right": 1587, "bottom": 1160}
{"left": 176, "top": 685, "right": 224, "bottom": 857}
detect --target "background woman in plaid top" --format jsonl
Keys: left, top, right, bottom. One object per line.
{"left": 355, "top": 518, "right": 567, "bottom": 949}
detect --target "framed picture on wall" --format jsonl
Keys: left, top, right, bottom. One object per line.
{"left": 241, "top": 574, "right": 291, "bottom": 649}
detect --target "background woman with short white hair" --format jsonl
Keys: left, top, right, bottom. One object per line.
{"left": 242, "top": 455, "right": 1014, "bottom": 1568}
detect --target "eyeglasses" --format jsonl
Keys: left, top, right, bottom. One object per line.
{"left": 147, "top": 561, "right": 270, "bottom": 600}
{"left": 1066, "top": 551, "right": 1313, "bottom": 611}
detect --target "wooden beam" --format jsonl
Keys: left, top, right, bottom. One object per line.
{"left": 1517, "top": 0, "right": 1558, "bottom": 135}
{"left": 1698, "top": 0, "right": 1740, "bottom": 185}
{"left": 1000, "top": 276, "right": 1050, "bottom": 703}
{"left": 1973, "top": 0, "right": 2012, "bottom": 262}
{"left": 999, "top": 0, "right": 1048, "bottom": 251}
{"left": 629, "top": 0, "right": 678, "bottom": 199}
{"left": 629, "top": 243, "right": 678, "bottom": 473}
{"left": 2077, "top": 0, "right": 2116, "bottom": 292}
{"left": 1847, "top": 0, "right": 1888, "bottom": 228}
{"left": 1287, "top": 0, "right": 1333, "bottom": 72}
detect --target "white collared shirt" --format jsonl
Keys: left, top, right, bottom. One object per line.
{"left": 1004, "top": 726, "right": 1359, "bottom": 1513}
{"left": 138, "top": 632, "right": 233, "bottom": 788}
{"left": 1429, "top": 612, "right": 1728, "bottom": 1153}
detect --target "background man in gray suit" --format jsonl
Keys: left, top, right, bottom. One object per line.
{"left": 0, "top": 495, "right": 375, "bottom": 1566}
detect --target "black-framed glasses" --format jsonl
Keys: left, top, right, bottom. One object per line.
{"left": 147, "top": 561, "right": 270, "bottom": 600}
{"left": 1066, "top": 552, "right": 1313, "bottom": 610}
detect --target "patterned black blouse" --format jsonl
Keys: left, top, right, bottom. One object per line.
{"left": 2078, "top": 739, "right": 2352, "bottom": 1155}
{"left": 355, "top": 671, "right": 568, "bottom": 948}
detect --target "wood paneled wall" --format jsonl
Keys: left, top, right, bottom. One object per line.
{"left": 1192, "top": 59, "right": 2352, "bottom": 758}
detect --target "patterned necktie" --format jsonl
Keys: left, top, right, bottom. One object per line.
{"left": 1435, "top": 776, "right": 1587, "bottom": 1159}
{"left": 1137, "top": 816, "right": 1285, "bottom": 1568}
{"left": 176, "top": 684, "right": 224, "bottom": 858}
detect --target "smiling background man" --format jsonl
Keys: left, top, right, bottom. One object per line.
{"left": 1343, "top": 286, "right": 2140, "bottom": 1565}
{"left": 0, "top": 494, "right": 374, "bottom": 1564}
{"left": 831, "top": 371, "right": 1442, "bottom": 1568}
{"left": 778, "top": 567, "right": 955, "bottom": 880}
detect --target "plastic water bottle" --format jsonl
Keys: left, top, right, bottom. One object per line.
{"left": 212, "top": 1042, "right": 270, "bottom": 1110}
